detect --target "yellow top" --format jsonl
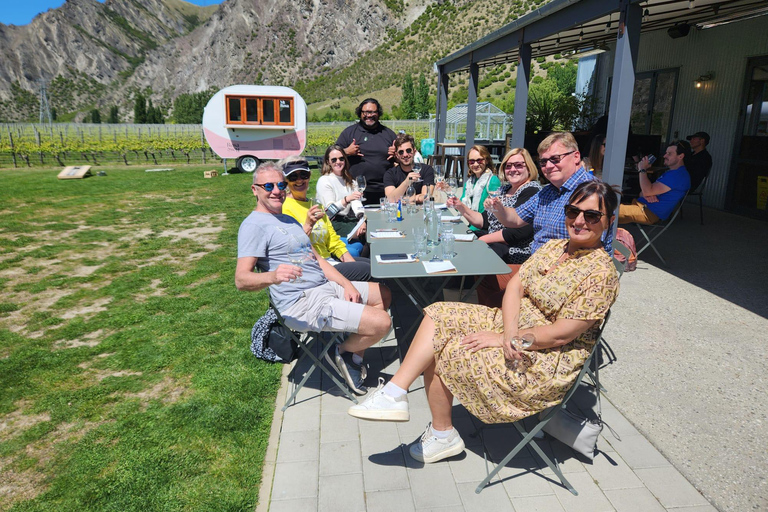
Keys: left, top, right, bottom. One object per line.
{"left": 282, "top": 197, "right": 348, "bottom": 260}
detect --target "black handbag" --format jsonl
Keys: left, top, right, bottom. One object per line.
{"left": 250, "top": 308, "right": 299, "bottom": 363}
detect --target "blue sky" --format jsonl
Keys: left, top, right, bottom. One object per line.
{"left": 2, "top": 0, "right": 224, "bottom": 26}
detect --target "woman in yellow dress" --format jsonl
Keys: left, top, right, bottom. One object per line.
{"left": 348, "top": 180, "right": 620, "bottom": 463}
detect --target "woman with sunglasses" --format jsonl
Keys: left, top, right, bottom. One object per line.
{"left": 317, "top": 145, "right": 366, "bottom": 256}
{"left": 348, "top": 180, "right": 619, "bottom": 465}
{"left": 459, "top": 145, "right": 500, "bottom": 234}
{"left": 280, "top": 157, "right": 372, "bottom": 282}
{"left": 447, "top": 148, "right": 542, "bottom": 306}
{"left": 383, "top": 133, "right": 434, "bottom": 204}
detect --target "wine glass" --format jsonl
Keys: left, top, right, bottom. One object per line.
{"left": 486, "top": 177, "right": 501, "bottom": 212}
{"left": 412, "top": 163, "right": 422, "bottom": 183}
{"left": 288, "top": 245, "right": 305, "bottom": 282}
{"left": 355, "top": 176, "right": 367, "bottom": 201}
{"left": 446, "top": 177, "right": 458, "bottom": 199}
{"left": 511, "top": 333, "right": 535, "bottom": 375}
{"left": 434, "top": 165, "right": 445, "bottom": 184}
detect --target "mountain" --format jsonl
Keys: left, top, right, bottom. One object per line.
{"left": 0, "top": 0, "right": 549, "bottom": 122}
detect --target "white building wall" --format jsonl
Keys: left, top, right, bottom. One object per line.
{"left": 597, "top": 16, "right": 768, "bottom": 210}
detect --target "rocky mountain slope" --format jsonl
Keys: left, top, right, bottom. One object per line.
{"left": 0, "top": 0, "right": 546, "bottom": 121}
{"left": 0, "top": 0, "right": 413, "bottom": 120}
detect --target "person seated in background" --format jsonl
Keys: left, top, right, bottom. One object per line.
{"left": 583, "top": 134, "right": 605, "bottom": 179}
{"left": 686, "top": 131, "right": 712, "bottom": 192}
{"left": 347, "top": 181, "right": 619, "bottom": 464}
{"left": 316, "top": 145, "right": 366, "bottom": 257}
{"left": 459, "top": 145, "right": 500, "bottom": 234}
{"left": 618, "top": 141, "right": 691, "bottom": 225}
{"left": 383, "top": 133, "right": 435, "bottom": 204}
{"left": 280, "top": 157, "right": 372, "bottom": 282}
{"left": 447, "top": 148, "right": 542, "bottom": 307}
{"left": 235, "top": 161, "right": 392, "bottom": 395}
{"left": 489, "top": 132, "right": 611, "bottom": 254}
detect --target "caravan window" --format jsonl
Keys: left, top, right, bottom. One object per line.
{"left": 225, "top": 95, "right": 294, "bottom": 126}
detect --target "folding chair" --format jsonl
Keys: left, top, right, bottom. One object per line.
{"left": 270, "top": 300, "right": 360, "bottom": 411}
{"left": 631, "top": 192, "right": 688, "bottom": 266}
{"left": 681, "top": 173, "right": 710, "bottom": 225}
{"left": 474, "top": 311, "right": 611, "bottom": 495}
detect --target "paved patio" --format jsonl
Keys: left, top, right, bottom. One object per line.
{"left": 256, "top": 336, "right": 715, "bottom": 512}
{"left": 255, "top": 205, "right": 765, "bottom": 512}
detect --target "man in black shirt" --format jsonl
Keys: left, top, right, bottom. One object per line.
{"left": 383, "top": 133, "right": 435, "bottom": 204}
{"left": 336, "top": 98, "right": 396, "bottom": 204}
{"left": 686, "top": 131, "right": 713, "bottom": 191}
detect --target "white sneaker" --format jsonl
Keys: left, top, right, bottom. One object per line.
{"left": 409, "top": 423, "right": 465, "bottom": 463}
{"left": 347, "top": 378, "right": 409, "bottom": 422}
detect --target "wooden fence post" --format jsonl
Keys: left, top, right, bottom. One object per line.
{"left": 8, "top": 130, "right": 17, "bottom": 168}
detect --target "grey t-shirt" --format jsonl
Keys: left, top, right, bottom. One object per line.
{"left": 237, "top": 211, "right": 327, "bottom": 311}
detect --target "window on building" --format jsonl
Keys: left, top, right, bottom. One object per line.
{"left": 225, "top": 96, "right": 294, "bottom": 126}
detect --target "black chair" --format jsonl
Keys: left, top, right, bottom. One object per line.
{"left": 682, "top": 173, "right": 710, "bottom": 225}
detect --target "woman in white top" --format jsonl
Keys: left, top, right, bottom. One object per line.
{"left": 316, "top": 145, "right": 366, "bottom": 256}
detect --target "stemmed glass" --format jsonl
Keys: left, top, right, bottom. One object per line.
{"left": 511, "top": 333, "right": 535, "bottom": 375}
{"left": 355, "top": 176, "right": 367, "bottom": 201}
{"left": 412, "top": 162, "right": 423, "bottom": 183}
{"left": 405, "top": 185, "right": 416, "bottom": 214}
{"left": 434, "top": 165, "right": 445, "bottom": 184}
{"left": 446, "top": 176, "right": 458, "bottom": 199}
{"left": 288, "top": 244, "right": 305, "bottom": 282}
{"left": 485, "top": 177, "right": 501, "bottom": 212}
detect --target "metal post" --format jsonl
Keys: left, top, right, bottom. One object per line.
{"left": 603, "top": 1, "right": 641, "bottom": 192}
{"left": 435, "top": 68, "right": 449, "bottom": 144}
{"left": 465, "top": 59, "right": 479, "bottom": 183}
{"left": 511, "top": 42, "right": 532, "bottom": 149}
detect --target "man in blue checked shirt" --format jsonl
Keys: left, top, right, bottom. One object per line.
{"left": 488, "top": 132, "right": 612, "bottom": 254}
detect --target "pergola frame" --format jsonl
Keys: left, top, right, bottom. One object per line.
{"left": 433, "top": 0, "right": 767, "bottom": 191}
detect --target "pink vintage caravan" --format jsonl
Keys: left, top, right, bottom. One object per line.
{"left": 202, "top": 85, "right": 307, "bottom": 172}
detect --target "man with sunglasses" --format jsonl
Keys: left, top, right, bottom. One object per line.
{"left": 489, "top": 132, "right": 611, "bottom": 254}
{"left": 618, "top": 141, "right": 691, "bottom": 225}
{"left": 336, "top": 98, "right": 397, "bottom": 204}
{"left": 383, "top": 133, "right": 435, "bottom": 203}
{"left": 236, "top": 162, "right": 392, "bottom": 395}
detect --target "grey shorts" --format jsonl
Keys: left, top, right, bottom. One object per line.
{"left": 280, "top": 281, "right": 370, "bottom": 333}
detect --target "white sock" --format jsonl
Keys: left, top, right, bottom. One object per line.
{"left": 382, "top": 381, "right": 407, "bottom": 398}
{"left": 431, "top": 425, "right": 454, "bottom": 439}
{"left": 351, "top": 353, "right": 364, "bottom": 365}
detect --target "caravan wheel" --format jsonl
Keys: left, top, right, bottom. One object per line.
{"left": 237, "top": 155, "right": 260, "bottom": 173}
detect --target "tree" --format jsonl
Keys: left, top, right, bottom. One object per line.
{"left": 547, "top": 61, "right": 578, "bottom": 96}
{"left": 401, "top": 73, "right": 416, "bottom": 119}
{"left": 89, "top": 109, "right": 101, "bottom": 124}
{"left": 134, "top": 93, "right": 147, "bottom": 123}
{"left": 172, "top": 90, "right": 215, "bottom": 124}
{"left": 526, "top": 79, "right": 579, "bottom": 132}
{"left": 415, "top": 73, "right": 430, "bottom": 119}
{"left": 108, "top": 106, "right": 119, "bottom": 124}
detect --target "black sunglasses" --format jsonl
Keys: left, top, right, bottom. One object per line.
{"left": 564, "top": 204, "right": 606, "bottom": 224}
{"left": 285, "top": 170, "right": 312, "bottom": 182}
{"left": 397, "top": 147, "right": 414, "bottom": 156}
{"left": 539, "top": 150, "right": 576, "bottom": 167}
{"left": 330, "top": 157, "right": 345, "bottom": 164}
{"left": 254, "top": 181, "right": 288, "bottom": 192}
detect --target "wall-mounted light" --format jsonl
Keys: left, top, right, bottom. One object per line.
{"left": 695, "top": 73, "right": 713, "bottom": 88}
{"left": 555, "top": 36, "right": 560, "bottom": 48}
{"left": 643, "top": 9, "right": 650, "bottom": 22}
{"left": 579, "top": 29, "right": 584, "bottom": 41}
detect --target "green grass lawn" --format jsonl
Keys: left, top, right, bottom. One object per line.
{"left": 0, "top": 164, "right": 282, "bottom": 511}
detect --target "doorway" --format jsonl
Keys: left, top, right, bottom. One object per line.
{"left": 728, "top": 56, "right": 768, "bottom": 219}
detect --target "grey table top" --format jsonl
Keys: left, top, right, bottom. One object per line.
{"left": 366, "top": 207, "right": 511, "bottom": 279}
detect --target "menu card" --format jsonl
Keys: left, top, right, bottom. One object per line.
{"left": 422, "top": 260, "right": 457, "bottom": 274}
